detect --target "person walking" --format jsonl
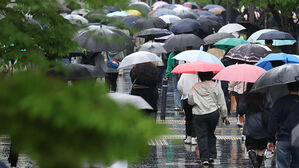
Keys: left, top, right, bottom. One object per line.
{"left": 188, "top": 72, "right": 229, "bottom": 165}
{"left": 130, "top": 62, "right": 159, "bottom": 119}
{"left": 267, "top": 81, "right": 299, "bottom": 168}
{"left": 177, "top": 73, "right": 199, "bottom": 145}
{"left": 238, "top": 83, "right": 272, "bottom": 168}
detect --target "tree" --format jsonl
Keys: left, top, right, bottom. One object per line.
{"left": 0, "top": 0, "right": 167, "bottom": 167}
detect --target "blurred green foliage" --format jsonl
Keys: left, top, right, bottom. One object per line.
{"left": 0, "top": 0, "right": 167, "bottom": 167}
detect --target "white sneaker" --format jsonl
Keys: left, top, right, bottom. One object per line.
{"left": 191, "top": 137, "right": 197, "bottom": 145}
{"left": 184, "top": 136, "right": 191, "bottom": 144}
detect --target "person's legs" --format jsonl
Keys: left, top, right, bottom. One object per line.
{"left": 277, "top": 141, "right": 291, "bottom": 168}
{"left": 207, "top": 111, "right": 219, "bottom": 159}
{"left": 291, "top": 145, "right": 299, "bottom": 168}
{"left": 173, "top": 75, "right": 181, "bottom": 109}
{"left": 105, "top": 72, "right": 118, "bottom": 92}
{"left": 183, "top": 99, "right": 194, "bottom": 137}
{"left": 193, "top": 115, "right": 209, "bottom": 162}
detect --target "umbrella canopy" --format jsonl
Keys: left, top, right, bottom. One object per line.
{"left": 172, "top": 50, "right": 224, "bottom": 66}
{"left": 138, "top": 41, "right": 167, "bottom": 54}
{"left": 133, "top": 17, "right": 167, "bottom": 30}
{"left": 213, "top": 64, "right": 266, "bottom": 83}
{"left": 203, "top": 4, "right": 225, "bottom": 10}
{"left": 137, "top": 28, "right": 172, "bottom": 38}
{"left": 257, "top": 30, "right": 296, "bottom": 40}
{"left": 118, "top": 51, "right": 163, "bottom": 69}
{"left": 107, "top": 11, "right": 130, "bottom": 17}
{"left": 196, "top": 10, "right": 216, "bottom": 17}
{"left": 207, "top": 48, "right": 226, "bottom": 59}
{"left": 59, "top": 7, "right": 72, "bottom": 14}
{"left": 171, "top": 61, "right": 224, "bottom": 74}
{"left": 248, "top": 29, "right": 296, "bottom": 46}
{"left": 225, "top": 43, "right": 269, "bottom": 63}
{"left": 200, "top": 15, "right": 224, "bottom": 24}
{"left": 173, "top": 6, "right": 192, "bottom": 15}
{"left": 154, "top": 33, "right": 174, "bottom": 40}
{"left": 156, "top": 4, "right": 178, "bottom": 9}
{"left": 218, "top": 23, "right": 246, "bottom": 33}
{"left": 121, "top": 15, "right": 142, "bottom": 28}
{"left": 71, "top": 9, "right": 90, "bottom": 16}
{"left": 251, "top": 64, "right": 299, "bottom": 92}
{"left": 197, "top": 18, "right": 222, "bottom": 33}
{"left": 204, "top": 32, "right": 235, "bottom": 45}
{"left": 214, "top": 38, "right": 249, "bottom": 51}
{"left": 153, "top": 1, "right": 169, "bottom": 10}
{"left": 85, "top": 11, "right": 108, "bottom": 23}
{"left": 292, "top": 124, "right": 299, "bottom": 147}
{"left": 209, "top": 7, "right": 225, "bottom": 15}
{"left": 169, "top": 18, "right": 201, "bottom": 34}
{"left": 124, "top": 10, "right": 141, "bottom": 16}
{"left": 159, "top": 15, "right": 181, "bottom": 24}
{"left": 150, "top": 8, "right": 177, "bottom": 17}
{"left": 64, "top": 14, "right": 88, "bottom": 24}
{"left": 163, "top": 34, "right": 204, "bottom": 52}
{"left": 183, "top": 2, "right": 200, "bottom": 9}
{"left": 255, "top": 53, "right": 299, "bottom": 70}
{"left": 108, "top": 93, "right": 153, "bottom": 110}
{"left": 128, "top": 2, "right": 151, "bottom": 13}
{"left": 73, "top": 25, "right": 133, "bottom": 52}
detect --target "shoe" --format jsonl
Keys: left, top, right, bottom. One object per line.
{"left": 202, "top": 161, "right": 209, "bottom": 165}
{"left": 184, "top": 136, "right": 191, "bottom": 144}
{"left": 191, "top": 137, "right": 197, "bottom": 145}
{"left": 209, "top": 158, "right": 214, "bottom": 162}
{"left": 248, "top": 150, "right": 257, "bottom": 166}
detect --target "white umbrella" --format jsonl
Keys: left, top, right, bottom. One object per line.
{"left": 138, "top": 41, "right": 167, "bottom": 54}
{"left": 172, "top": 50, "right": 224, "bottom": 66}
{"left": 159, "top": 15, "right": 181, "bottom": 24}
{"left": 108, "top": 93, "right": 153, "bottom": 110}
{"left": 173, "top": 6, "right": 192, "bottom": 15}
{"left": 118, "top": 51, "right": 163, "bottom": 69}
{"left": 218, "top": 23, "right": 246, "bottom": 33}
{"left": 71, "top": 9, "right": 90, "bottom": 16}
{"left": 64, "top": 14, "right": 88, "bottom": 24}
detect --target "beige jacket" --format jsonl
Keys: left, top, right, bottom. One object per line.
{"left": 188, "top": 81, "right": 227, "bottom": 117}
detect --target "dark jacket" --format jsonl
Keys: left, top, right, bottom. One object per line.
{"left": 268, "top": 94, "right": 299, "bottom": 143}
{"left": 238, "top": 92, "right": 272, "bottom": 139}
{"left": 130, "top": 62, "right": 159, "bottom": 112}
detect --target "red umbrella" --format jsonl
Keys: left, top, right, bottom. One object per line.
{"left": 213, "top": 64, "right": 266, "bottom": 83}
{"left": 171, "top": 61, "right": 224, "bottom": 74}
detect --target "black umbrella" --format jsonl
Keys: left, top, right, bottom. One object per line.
{"left": 59, "top": 7, "right": 72, "bottom": 14}
{"left": 169, "top": 18, "right": 201, "bottom": 34}
{"left": 204, "top": 32, "right": 234, "bottom": 45}
{"left": 251, "top": 64, "right": 299, "bottom": 92}
{"left": 197, "top": 18, "right": 222, "bottom": 32}
{"left": 137, "top": 28, "right": 172, "bottom": 38}
{"left": 121, "top": 15, "right": 142, "bottom": 28}
{"left": 257, "top": 30, "right": 296, "bottom": 40}
{"left": 225, "top": 43, "right": 269, "bottom": 63}
{"left": 133, "top": 17, "right": 167, "bottom": 30}
{"left": 163, "top": 34, "right": 204, "bottom": 52}
{"left": 48, "top": 64, "right": 94, "bottom": 80}
{"left": 200, "top": 15, "right": 224, "bottom": 24}
{"left": 178, "top": 12, "right": 199, "bottom": 19}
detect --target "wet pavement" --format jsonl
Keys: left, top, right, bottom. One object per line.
{"left": 117, "top": 71, "right": 276, "bottom": 168}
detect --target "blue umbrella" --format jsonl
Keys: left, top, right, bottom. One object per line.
{"left": 255, "top": 53, "right": 299, "bottom": 70}
{"left": 200, "top": 15, "right": 224, "bottom": 24}
{"left": 152, "top": 8, "right": 177, "bottom": 17}
{"left": 257, "top": 30, "right": 296, "bottom": 40}
{"left": 106, "top": 11, "right": 130, "bottom": 17}
{"left": 156, "top": 4, "right": 177, "bottom": 9}
{"left": 169, "top": 18, "right": 200, "bottom": 34}
{"left": 196, "top": 10, "right": 216, "bottom": 16}
{"left": 203, "top": 4, "right": 225, "bottom": 10}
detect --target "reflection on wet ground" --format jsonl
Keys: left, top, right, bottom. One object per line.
{"left": 117, "top": 72, "right": 276, "bottom": 168}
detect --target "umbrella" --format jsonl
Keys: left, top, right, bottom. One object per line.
{"left": 152, "top": 1, "right": 169, "bottom": 10}
{"left": 173, "top": 6, "right": 192, "bottom": 15}
{"left": 183, "top": 2, "right": 200, "bottom": 9}
{"left": 59, "top": 7, "right": 72, "bottom": 14}
{"left": 107, "top": 11, "right": 130, "bottom": 17}
{"left": 103, "top": 6, "right": 119, "bottom": 14}
{"left": 120, "top": 15, "right": 142, "bottom": 28}
{"left": 163, "top": 34, "right": 204, "bottom": 52}
{"left": 178, "top": 12, "right": 199, "bottom": 19}
{"left": 292, "top": 124, "right": 299, "bottom": 147}
{"left": 251, "top": 64, "right": 299, "bottom": 92}
{"left": 203, "top": 4, "right": 225, "bottom": 10}
{"left": 204, "top": 32, "right": 235, "bottom": 45}
{"left": 207, "top": 48, "right": 226, "bottom": 59}
{"left": 214, "top": 38, "right": 249, "bottom": 51}
{"left": 137, "top": 28, "right": 172, "bottom": 38}
{"left": 71, "top": 9, "right": 90, "bottom": 16}
{"left": 154, "top": 33, "right": 174, "bottom": 40}
{"left": 255, "top": 53, "right": 299, "bottom": 70}
{"left": 64, "top": 14, "right": 88, "bottom": 24}
{"left": 213, "top": 64, "right": 266, "bottom": 83}
{"left": 85, "top": 11, "right": 108, "bottom": 23}
{"left": 257, "top": 30, "right": 296, "bottom": 40}
{"left": 108, "top": 93, "right": 153, "bottom": 110}
{"left": 150, "top": 8, "right": 177, "bottom": 17}
{"left": 138, "top": 41, "right": 167, "bottom": 54}
{"left": 156, "top": 4, "right": 178, "bottom": 9}
{"left": 209, "top": 7, "right": 225, "bottom": 15}
{"left": 124, "top": 10, "right": 141, "bottom": 16}
{"left": 171, "top": 61, "right": 224, "bottom": 74}
{"left": 200, "top": 15, "right": 224, "bottom": 24}
{"left": 225, "top": 43, "right": 269, "bottom": 63}
{"left": 218, "top": 23, "right": 246, "bottom": 33}
{"left": 197, "top": 18, "right": 222, "bottom": 32}
{"left": 159, "top": 15, "right": 181, "bottom": 24}
{"left": 169, "top": 18, "right": 201, "bottom": 34}
{"left": 133, "top": 17, "right": 167, "bottom": 30}
{"left": 118, "top": 51, "right": 163, "bottom": 69}
{"left": 129, "top": 2, "right": 151, "bottom": 14}
{"left": 73, "top": 25, "right": 133, "bottom": 52}
{"left": 172, "top": 50, "right": 224, "bottom": 66}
